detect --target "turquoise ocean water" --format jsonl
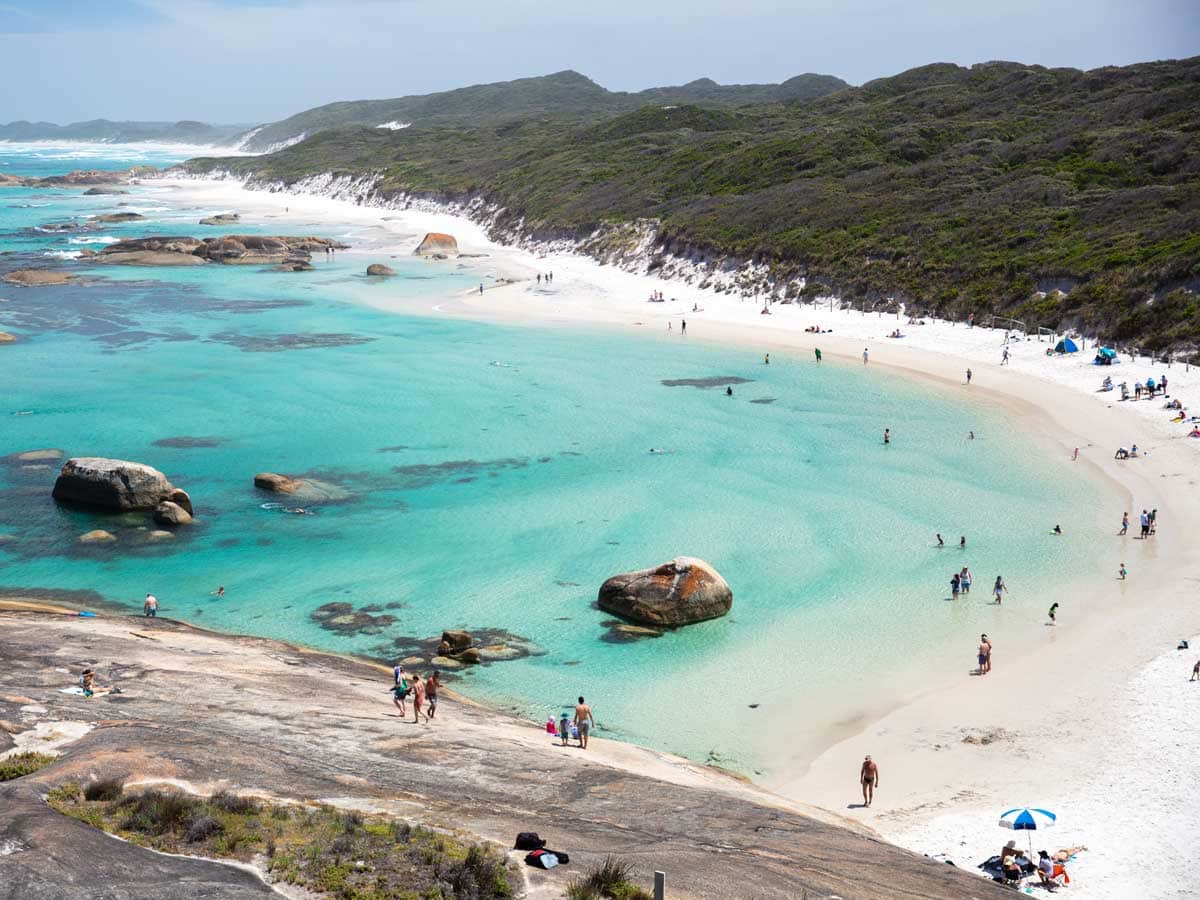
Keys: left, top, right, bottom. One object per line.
{"left": 0, "top": 145, "right": 1110, "bottom": 776}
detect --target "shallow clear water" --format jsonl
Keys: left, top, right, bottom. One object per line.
{"left": 0, "top": 147, "right": 1110, "bottom": 775}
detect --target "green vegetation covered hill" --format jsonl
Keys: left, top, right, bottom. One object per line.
{"left": 236, "top": 69, "right": 848, "bottom": 151}
{"left": 189, "top": 59, "right": 1200, "bottom": 353}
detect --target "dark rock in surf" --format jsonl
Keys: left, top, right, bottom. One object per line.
{"left": 53, "top": 457, "right": 184, "bottom": 512}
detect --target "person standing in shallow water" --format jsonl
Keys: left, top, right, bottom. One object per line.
{"left": 863, "top": 348, "right": 869, "bottom": 364}
{"left": 814, "top": 348, "right": 822, "bottom": 362}
{"left": 681, "top": 319, "right": 687, "bottom": 334}
{"left": 993, "top": 576, "right": 1007, "bottom": 605}
{"left": 860, "top": 755, "right": 879, "bottom": 807}
{"left": 884, "top": 428, "right": 890, "bottom": 445}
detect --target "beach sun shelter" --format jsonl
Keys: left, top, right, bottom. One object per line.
{"left": 999, "top": 806, "right": 1057, "bottom": 855}
{"left": 1055, "top": 337, "right": 1079, "bottom": 353}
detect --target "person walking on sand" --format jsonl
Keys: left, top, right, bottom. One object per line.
{"left": 966, "top": 368, "right": 973, "bottom": 385}
{"left": 860, "top": 755, "right": 879, "bottom": 807}
{"left": 863, "top": 348, "right": 869, "bottom": 365}
{"left": 574, "top": 696, "right": 593, "bottom": 749}
{"left": 681, "top": 319, "right": 687, "bottom": 334}
{"left": 993, "top": 576, "right": 1007, "bottom": 605}
{"left": 1072, "top": 447, "right": 1079, "bottom": 461}
{"left": 1191, "top": 660, "right": 1199, "bottom": 682}
{"left": 392, "top": 663, "right": 408, "bottom": 717}
{"left": 1149, "top": 508, "right": 1157, "bottom": 535}
{"left": 411, "top": 673, "right": 428, "bottom": 724}
{"left": 425, "top": 670, "right": 440, "bottom": 720}
{"left": 143, "top": 593, "right": 158, "bottom": 617}
{"left": 1120, "top": 512, "right": 1129, "bottom": 535}
{"left": 1002, "top": 347, "right": 1010, "bottom": 365}
{"left": 1140, "top": 509, "right": 1150, "bottom": 538}
{"left": 1048, "top": 602, "right": 1059, "bottom": 625}
{"left": 815, "top": 348, "right": 822, "bottom": 363}
{"left": 1119, "top": 562, "right": 1128, "bottom": 580}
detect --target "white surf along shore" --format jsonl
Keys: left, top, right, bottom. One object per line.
{"left": 145, "top": 174, "right": 1200, "bottom": 898}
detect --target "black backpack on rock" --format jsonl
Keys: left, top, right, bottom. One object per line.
{"left": 514, "top": 832, "right": 545, "bottom": 851}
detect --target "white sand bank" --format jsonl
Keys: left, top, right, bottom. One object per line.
{"left": 152, "top": 176, "right": 1200, "bottom": 897}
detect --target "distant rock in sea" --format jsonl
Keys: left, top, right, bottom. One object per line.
{"left": 94, "top": 234, "right": 349, "bottom": 267}
{"left": 78, "top": 529, "right": 117, "bottom": 544}
{"left": 199, "top": 213, "right": 240, "bottom": 226}
{"left": 2, "top": 268, "right": 74, "bottom": 286}
{"left": 253, "top": 472, "right": 351, "bottom": 502}
{"left": 366, "top": 263, "right": 396, "bottom": 276}
{"left": 414, "top": 233, "right": 459, "bottom": 258}
{"left": 83, "top": 186, "right": 129, "bottom": 195}
{"left": 0, "top": 331, "right": 16, "bottom": 343}
{"left": 90, "top": 212, "right": 144, "bottom": 223}
{"left": 598, "top": 556, "right": 732, "bottom": 627}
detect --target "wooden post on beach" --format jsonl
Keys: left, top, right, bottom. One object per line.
{"left": 654, "top": 870, "right": 666, "bottom": 900}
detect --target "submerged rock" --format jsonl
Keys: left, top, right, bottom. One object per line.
{"left": 597, "top": 556, "right": 732, "bottom": 627}
{"left": 2, "top": 269, "right": 74, "bottom": 286}
{"left": 0, "top": 331, "right": 16, "bottom": 343}
{"left": 13, "top": 449, "right": 64, "bottom": 462}
{"left": 90, "top": 212, "right": 144, "bottom": 224}
{"left": 83, "top": 186, "right": 129, "bottom": 196}
{"left": 199, "top": 213, "right": 240, "bottom": 226}
{"left": 414, "top": 233, "right": 458, "bottom": 257}
{"left": 366, "top": 263, "right": 396, "bottom": 276}
{"left": 53, "top": 457, "right": 181, "bottom": 512}
{"left": 78, "top": 529, "right": 117, "bottom": 544}
{"left": 253, "top": 472, "right": 351, "bottom": 502}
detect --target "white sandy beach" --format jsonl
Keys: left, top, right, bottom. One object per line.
{"left": 151, "top": 176, "right": 1200, "bottom": 897}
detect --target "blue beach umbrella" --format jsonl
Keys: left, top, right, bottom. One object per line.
{"left": 999, "top": 807, "right": 1057, "bottom": 855}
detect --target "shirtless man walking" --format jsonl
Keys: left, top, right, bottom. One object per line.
{"left": 860, "top": 755, "right": 879, "bottom": 807}
{"left": 574, "top": 696, "right": 593, "bottom": 750}
{"left": 978, "top": 634, "right": 992, "bottom": 675}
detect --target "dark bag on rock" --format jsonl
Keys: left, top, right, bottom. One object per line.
{"left": 514, "top": 832, "right": 545, "bottom": 851}
{"left": 524, "top": 849, "right": 559, "bottom": 869}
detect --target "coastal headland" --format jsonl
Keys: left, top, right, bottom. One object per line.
{"left": 0, "top": 606, "right": 1003, "bottom": 899}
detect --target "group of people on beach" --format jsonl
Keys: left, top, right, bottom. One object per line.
{"left": 392, "top": 662, "right": 441, "bottom": 725}
{"left": 545, "top": 697, "right": 595, "bottom": 749}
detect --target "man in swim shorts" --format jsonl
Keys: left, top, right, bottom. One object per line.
{"left": 978, "top": 634, "right": 991, "bottom": 675}
{"left": 860, "top": 755, "right": 879, "bottom": 807}
{"left": 574, "top": 696, "right": 593, "bottom": 749}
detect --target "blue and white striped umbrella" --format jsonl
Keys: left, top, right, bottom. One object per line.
{"left": 999, "top": 807, "right": 1057, "bottom": 831}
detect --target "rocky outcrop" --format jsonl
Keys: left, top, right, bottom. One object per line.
{"left": 53, "top": 458, "right": 182, "bottom": 512}
{"left": 253, "top": 472, "right": 350, "bottom": 502}
{"left": 414, "top": 233, "right": 458, "bottom": 257}
{"left": 153, "top": 501, "right": 193, "bottom": 526}
{"left": 199, "top": 213, "right": 240, "bottom": 226}
{"left": 94, "top": 234, "right": 348, "bottom": 267}
{"left": 598, "top": 557, "right": 732, "bottom": 627}
{"left": 90, "top": 212, "right": 144, "bottom": 223}
{"left": 2, "top": 269, "right": 74, "bottom": 286}
{"left": 366, "top": 263, "right": 396, "bottom": 276}
{"left": 83, "top": 186, "right": 128, "bottom": 196}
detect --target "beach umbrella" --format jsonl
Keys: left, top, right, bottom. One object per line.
{"left": 999, "top": 807, "right": 1056, "bottom": 855}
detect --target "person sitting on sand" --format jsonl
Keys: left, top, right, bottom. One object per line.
{"left": 1036, "top": 851, "right": 1057, "bottom": 890}
{"left": 1114, "top": 447, "right": 1130, "bottom": 459}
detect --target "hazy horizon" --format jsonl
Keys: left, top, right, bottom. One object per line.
{"left": 0, "top": 0, "right": 1196, "bottom": 125}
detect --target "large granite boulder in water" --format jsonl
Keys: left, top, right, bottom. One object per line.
{"left": 598, "top": 557, "right": 732, "bottom": 627}
{"left": 53, "top": 458, "right": 180, "bottom": 512}
{"left": 366, "top": 263, "right": 396, "bottom": 276}
{"left": 414, "top": 233, "right": 458, "bottom": 257}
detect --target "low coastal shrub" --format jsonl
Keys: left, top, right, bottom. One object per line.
{"left": 566, "top": 856, "right": 653, "bottom": 900}
{"left": 0, "top": 751, "right": 55, "bottom": 781}
{"left": 83, "top": 776, "right": 124, "bottom": 801}
{"left": 46, "top": 786, "right": 518, "bottom": 899}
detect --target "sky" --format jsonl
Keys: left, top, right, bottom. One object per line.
{"left": 0, "top": 0, "right": 1196, "bottom": 124}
